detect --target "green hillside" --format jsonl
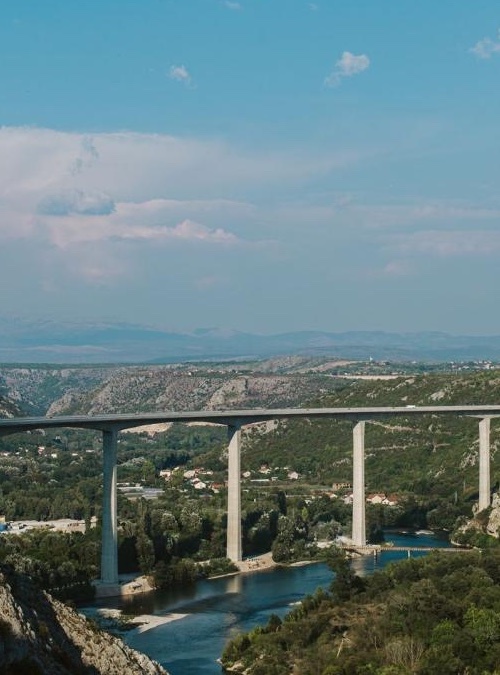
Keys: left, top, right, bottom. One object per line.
{"left": 198, "top": 371, "right": 500, "bottom": 528}
{"left": 221, "top": 549, "right": 500, "bottom": 674}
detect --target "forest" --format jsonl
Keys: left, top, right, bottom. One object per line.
{"left": 221, "top": 548, "right": 500, "bottom": 674}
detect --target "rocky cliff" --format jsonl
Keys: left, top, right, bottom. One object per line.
{"left": 0, "top": 394, "right": 22, "bottom": 419}
{"left": 0, "top": 564, "right": 167, "bottom": 675}
{"left": 0, "top": 363, "right": 340, "bottom": 416}
{"left": 453, "top": 492, "right": 500, "bottom": 547}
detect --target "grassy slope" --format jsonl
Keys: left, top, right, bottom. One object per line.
{"left": 216, "top": 371, "right": 500, "bottom": 501}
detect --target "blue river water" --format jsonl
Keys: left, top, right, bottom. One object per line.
{"left": 97, "top": 532, "right": 451, "bottom": 675}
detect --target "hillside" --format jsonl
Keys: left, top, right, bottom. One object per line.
{"left": 2, "top": 363, "right": 500, "bottom": 530}
{"left": 0, "top": 564, "right": 167, "bottom": 674}
{"left": 221, "top": 548, "right": 500, "bottom": 674}
{"left": 0, "top": 367, "right": 113, "bottom": 416}
{"left": 0, "top": 358, "right": 494, "bottom": 418}
{"left": 0, "top": 361, "right": 347, "bottom": 416}
{"left": 0, "top": 395, "right": 21, "bottom": 419}
{"left": 196, "top": 369, "right": 500, "bottom": 529}
{"left": 2, "top": 365, "right": 500, "bottom": 504}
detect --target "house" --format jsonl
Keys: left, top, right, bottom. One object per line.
{"left": 366, "top": 493, "right": 386, "bottom": 505}
{"left": 366, "top": 493, "right": 399, "bottom": 506}
{"left": 332, "top": 482, "right": 351, "bottom": 491}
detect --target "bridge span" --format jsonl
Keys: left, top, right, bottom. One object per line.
{"left": 340, "top": 545, "right": 473, "bottom": 556}
{"left": 0, "top": 405, "right": 498, "bottom": 588}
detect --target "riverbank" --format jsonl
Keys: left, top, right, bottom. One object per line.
{"left": 94, "top": 574, "right": 155, "bottom": 599}
{"left": 130, "top": 613, "right": 188, "bottom": 634}
{"left": 88, "top": 552, "right": 280, "bottom": 633}
{"left": 95, "top": 552, "right": 278, "bottom": 599}
{"left": 85, "top": 607, "right": 189, "bottom": 635}
{"left": 235, "top": 551, "right": 276, "bottom": 574}
{"left": 102, "top": 531, "right": 452, "bottom": 675}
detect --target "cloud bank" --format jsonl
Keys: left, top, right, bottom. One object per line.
{"left": 0, "top": 124, "right": 498, "bottom": 326}
{"left": 0, "top": 125, "right": 346, "bottom": 283}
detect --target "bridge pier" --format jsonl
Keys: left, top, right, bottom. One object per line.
{"left": 227, "top": 424, "right": 242, "bottom": 562}
{"left": 478, "top": 417, "right": 491, "bottom": 511}
{"left": 101, "top": 428, "right": 119, "bottom": 585}
{"left": 352, "top": 421, "right": 366, "bottom": 546}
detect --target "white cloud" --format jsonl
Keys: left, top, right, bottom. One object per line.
{"left": 36, "top": 209, "right": 244, "bottom": 283}
{"left": 1, "top": 126, "right": 351, "bottom": 282}
{"left": 470, "top": 31, "right": 500, "bottom": 59}
{"left": 168, "top": 64, "right": 192, "bottom": 85}
{"left": 308, "top": 3, "right": 319, "bottom": 10}
{"left": 0, "top": 126, "right": 351, "bottom": 212}
{"left": 43, "top": 209, "right": 242, "bottom": 250}
{"left": 325, "top": 51, "right": 370, "bottom": 87}
{"left": 224, "top": 1, "right": 242, "bottom": 9}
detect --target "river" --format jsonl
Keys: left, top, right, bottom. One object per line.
{"left": 90, "top": 531, "right": 451, "bottom": 674}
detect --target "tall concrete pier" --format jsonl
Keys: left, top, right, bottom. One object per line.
{"left": 478, "top": 417, "right": 491, "bottom": 512}
{"left": 352, "top": 421, "right": 366, "bottom": 546}
{"left": 226, "top": 424, "right": 243, "bottom": 562}
{"left": 101, "top": 428, "right": 119, "bottom": 585}
{"left": 2, "top": 405, "right": 499, "bottom": 583}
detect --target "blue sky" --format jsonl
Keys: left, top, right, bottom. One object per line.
{"left": 1, "top": 1, "right": 499, "bottom": 335}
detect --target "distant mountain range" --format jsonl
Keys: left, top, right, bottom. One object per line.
{"left": 1, "top": 316, "right": 500, "bottom": 363}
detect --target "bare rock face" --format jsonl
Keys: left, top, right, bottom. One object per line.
{"left": 0, "top": 565, "right": 168, "bottom": 675}
{"left": 486, "top": 493, "right": 500, "bottom": 537}
{"left": 0, "top": 394, "right": 22, "bottom": 419}
{"left": 458, "top": 492, "right": 500, "bottom": 542}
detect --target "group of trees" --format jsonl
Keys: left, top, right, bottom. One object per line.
{"left": 221, "top": 548, "right": 500, "bottom": 674}
{"left": 0, "top": 528, "right": 99, "bottom": 601}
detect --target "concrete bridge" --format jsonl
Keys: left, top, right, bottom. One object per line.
{"left": 341, "top": 545, "right": 473, "bottom": 556}
{"left": 0, "top": 404, "right": 498, "bottom": 587}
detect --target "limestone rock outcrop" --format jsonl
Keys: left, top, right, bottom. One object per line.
{"left": 0, "top": 564, "right": 168, "bottom": 674}
{"left": 486, "top": 492, "right": 500, "bottom": 538}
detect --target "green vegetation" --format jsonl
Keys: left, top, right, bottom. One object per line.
{"left": 221, "top": 549, "right": 500, "bottom": 674}
{"left": 219, "top": 370, "right": 500, "bottom": 537}
{"left": 1, "top": 366, "right": 500, "bottom": 603}
{"left": 0, "top": 528, "right": 98, "bottom": 601}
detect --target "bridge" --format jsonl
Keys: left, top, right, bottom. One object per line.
{"left": 340, "top": 545, "right": 473, "bottom": 556}
{"left": 0, "top": 404, "right": 498, "bottom": 589}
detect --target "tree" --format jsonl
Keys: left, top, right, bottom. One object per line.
{"left": 135, "top": 531, "right": 155, "bottom": 575}
{"left": 326, "top": 548, "right": 364, "bottom": 602}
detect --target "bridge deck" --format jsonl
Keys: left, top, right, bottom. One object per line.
{"left": 341, "top": 545, "right": 472, "bottom": 553}
{"left": 1, "top": 404, "right": 500, "bottom": 436}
